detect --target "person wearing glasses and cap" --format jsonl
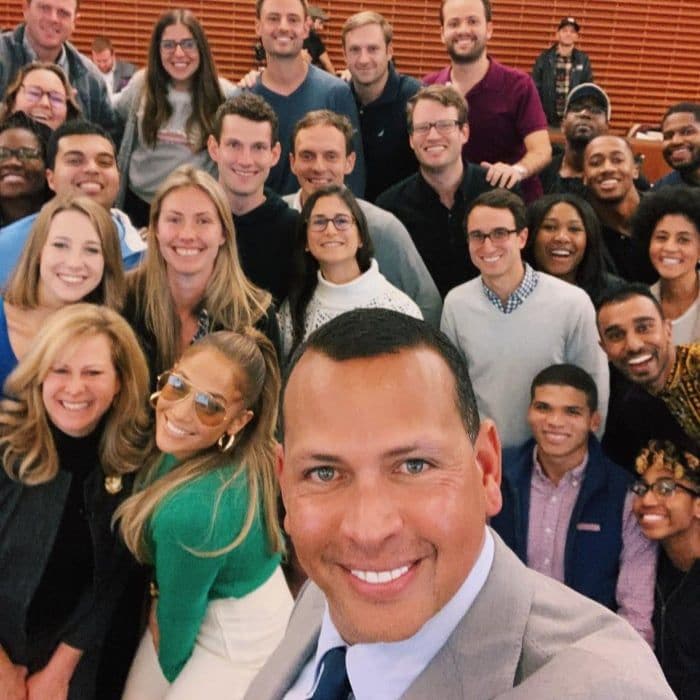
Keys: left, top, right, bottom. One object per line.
{"left": 533, "top": 17, "right": 594, "bottom": 128}
{"left": 632, "top": 439, "right": 700, "bottom": 699}
{"left": 118, "top": 328, "right": 293, "bottom": 700}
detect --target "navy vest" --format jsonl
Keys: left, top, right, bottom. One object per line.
{"left": 491, "top": 435, "right": 631, "bottom": 610}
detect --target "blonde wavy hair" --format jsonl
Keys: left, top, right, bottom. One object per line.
{"left": 0, "top": 304, "right": 153, "bottom": 485}
{"left": 127, "top": 165, "right": 272, "bottom": 377}
{"left": 117, "top": 328, "right": 284, "bottom": 562}
{"left": 4, "top": 194, "right": 126, "bottom": 310}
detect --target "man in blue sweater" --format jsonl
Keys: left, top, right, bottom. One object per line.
{"left": 491, "top": 363, "right": 656, "bottom": 644}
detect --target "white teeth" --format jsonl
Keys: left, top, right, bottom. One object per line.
{"left": 79, "top": 182, "right": 102, "bottom": 193}
{"left": 600, "top": 178, "right": 618, "bottom": 188}
{"left": 350, "top": 565, "right": 410, "bottom": 584}
{"left": 174, "top": 247, "right": 199, "bottom": 256}
{"left": 60, "top": 400, "right": 89, "bottom": 410}
{"left": 0, "top": 174, "right": 25, "bottom": 183}
{"left": 321, "top": 241, "right": 343, "bottom": 247}
{"left": 628, "top": 353, "right": 652, "bottom": 365}
{"left": 482, "top": 255, "right": 500, "bottom": 262}
{"left": 550, "top": 249, "right": 572, "bottom": 257}
{"left": 165, "top": 418, "right": 189, "bottom": 437}
{"left": 660, "top": 257, "right": 681, "bottom": 265}
{"left": 58, "top": 274, "right": 86, "bottom": 283}
{"left": 641, "top": 514, "right": 665, "bottom": 523}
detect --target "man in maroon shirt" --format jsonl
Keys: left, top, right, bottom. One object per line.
{"left": 424, "top": 0, "right": 551, "bottom": 202}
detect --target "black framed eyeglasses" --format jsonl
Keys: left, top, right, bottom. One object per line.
{"left": 629, "top": 477, "right": 700, "bottom": 498}
{"left": 410, "top": 119, "right": 463, "bottom": 135}
{"left": 160, "top": 38, "right": 198, "bottom": 53}
{"left": 0, "top": 146, "right": 42, "bottom": 161}
{"left": 308, "top": 214, "right": 355, "bottom": 233}
{"left": 467, "top": 228, "right": 519, "bottom": 245}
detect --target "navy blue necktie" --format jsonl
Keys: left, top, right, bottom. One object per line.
{"left": 312, "top": 646, "right": 351, "bottom": 700}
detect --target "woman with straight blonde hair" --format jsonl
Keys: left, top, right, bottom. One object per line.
{"left": 0, "top": 194, "right": 126, "bottom": 391}
{"left": 119, "top": 328, "right": 291, "bottom": 699}
{"left": 0, "top": 303, "right": 151, "bottom": 700}
{"left": 124, "top": 164, "right": 278, "bottom": 386}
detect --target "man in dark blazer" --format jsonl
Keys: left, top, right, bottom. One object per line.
{"left": 245, "top": 309, "right": 674, "bottom": 700}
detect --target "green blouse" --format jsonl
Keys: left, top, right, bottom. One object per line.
{"left": 148, "top": 454, "right": 281, "bottom": 681}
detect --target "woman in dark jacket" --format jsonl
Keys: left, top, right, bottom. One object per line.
{"left": 0, "top": 304, "right": 151, "bottom": 700}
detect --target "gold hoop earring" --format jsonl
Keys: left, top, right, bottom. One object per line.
{"left": 217, "top": 432, "right": 236, "bottom": 452}
{"left": 149, "top": 390, "right": 161, "bottom": 409}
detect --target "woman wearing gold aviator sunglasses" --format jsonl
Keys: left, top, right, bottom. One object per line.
{"left": 117, "top": 328, "right": 292, "bottom": 699}
{"left": 631, "top": 439, "right": 700, "bottom": 699}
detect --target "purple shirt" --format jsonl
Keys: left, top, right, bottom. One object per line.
{"left": 424, "top": 57, "right": 547, "bottom": 202}
{"left": 527, "top": 447, "right": 657, "bottom": 645}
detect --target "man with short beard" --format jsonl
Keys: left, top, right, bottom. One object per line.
{"left": 583, "top": 134, "right": 656, "bottom": 283}
{"left": 540, "top": 83, "right": 610, "bottom": 196}
{"left": 423, "top": 0, "right": 551, "bottom": 203}
{"left": 655, "top": 102, "right": 700, "bottom": 189}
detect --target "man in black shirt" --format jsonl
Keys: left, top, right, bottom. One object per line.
{"left": 303, "top": 6, "right": 335, "bottom": 73}
{"left": 208, "top": 93, "right": 298, "bottom": 304}
{"left": 376, "top": 85, "right": 498, "bottom": 297}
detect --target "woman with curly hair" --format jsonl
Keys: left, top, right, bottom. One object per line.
{"left": 0, "top": 62, "right": 82, "bottom": 131}
{"left": 632, "top": 186, "right": 700, "bottom": 343}
{"left": 631, "top": 439, "right": 700, "bottom": 699}
{"left": 0, "top": 303, "right": 152, "bottom": 700}
{"left": 119, "top": 329, "right": 291, "bottom": 699}
{"left": 525, "top": 192, "right": 622, "bottom": 305}
{"left": 113, "top": 9, "right": 235, "bottom": 227}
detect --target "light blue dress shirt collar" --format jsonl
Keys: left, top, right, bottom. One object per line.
{"left": 305, "top": 527, "right": 495, "bottom": 700}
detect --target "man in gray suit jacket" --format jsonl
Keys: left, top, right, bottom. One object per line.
{"left": 246, "top": 309, "right": 674, "bottom": 700}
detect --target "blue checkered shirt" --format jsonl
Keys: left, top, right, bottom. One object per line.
{"left": 481, "top": 263, "right": 539, "bottom": 314}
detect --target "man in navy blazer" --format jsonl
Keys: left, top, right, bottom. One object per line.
{"left": 491, "top": 363, "right": 657, "bottom": 644}
{"left": 245, "top": 310, "right": 673, "bottom": 700}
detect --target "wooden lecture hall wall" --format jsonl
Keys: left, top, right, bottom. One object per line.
{"left": 2, "top": 0, "right": 700, "bottom": 135}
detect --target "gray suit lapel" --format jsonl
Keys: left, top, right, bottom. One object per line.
{"left": 402, "top": 534, "right": 533, "bottom": 699}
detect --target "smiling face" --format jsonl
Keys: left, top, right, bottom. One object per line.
{"left": 280, "top": 347, "right": 502, "bottom": 644}
{"left": 42, "top": 332, "right": 120, "bottom": 438}
{"left": 661, "top": 111, "right": 700, "bottom": 173}
{"left": 13, "top": 68, "right": 68, "bottom": 130}
{"left": 528, "top": 384, "right": 599, "bottom": 469}
{"left": 160, "top": 22, "right": 200, "bottom": 89}
{"left": 0, "top": 127, "right": 45, "bottom": 200}
{"left": 556, "top": 25, "right": 578, "bottom": 49}
{"left": 583, "top": 136, "right": 639, "bottom": 204}
{"left": 46, "top": 134, "right": 119, "bottom": 209}
{"left": 532, "top": 201, "right": 587, "bottom": 283}
{"left": 256, "top": 0, "right": 308, "bottom": 60}
{"left": 156, "top": 185, "right": 225, "bottom": 280}
{"left": 155, "top": 348, "right": 251, "bottom": 460}
{"left": 648, "top": 213, "right": 700, "bottom": 284}
{"left": 290, "top": 124, "right": 356, "bottom": 202}
{"left": 23, "top": 0, "right": 77, "bottom": 58}
{"left": 467, "top": 204, "right": 527, "bottom": 288}
{"left": 343, "top": 23, "right": 392, "bottom": 91}
{"left": 208, "top": 114, "right": 280, "bottom": 201}
{"left": 597, "top": 295, "right": 674, "bottom": 392}
{"left": 409, "top": 99, "right": 468, "bottom": 175}
{"left": 632, "top": 463, "right": 700, "bottom": 544}
{"left": 440, "top": 0, "right": 492, "bottom": 64}
{"left": 306, "top": 194, "right": 362, "bottom": 282}
{"left": 38, "top": 209, "right": 105, "bottom": 308}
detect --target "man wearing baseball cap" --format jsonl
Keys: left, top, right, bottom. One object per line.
{"left": 533, "top": 17, "right": 594, "bottom": 127}
{"left": 303, "top": 5, "right": 335, "bottom": 73}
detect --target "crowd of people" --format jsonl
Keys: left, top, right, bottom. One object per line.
{"left": 0, "top": 0, "right": 698, "bottom": 698}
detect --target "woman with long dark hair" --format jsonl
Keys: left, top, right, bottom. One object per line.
{"left": 113, "top": 9, "right": 235, "bottom": 227}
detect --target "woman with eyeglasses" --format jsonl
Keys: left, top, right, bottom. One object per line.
{"left": 632, "top": 186, "right": 700, "bottom": 344}
{"left": 113, "top": 9, "right": 235, "bottom": 228}
{"left": 0, "top": 194, "right": 126, "bottom": 393}
{"left": 0, "top": 304, "right": 151, "bottom": 700}
{"left": 0, "top": 111, "right": 52, "bottom": 227}
{"left": 118, "top": 329, "right": 291, "bottom": 699}
{"left": 525, "top": 193, "right": 623, "bottom": 305}
{"left": 631, "top": 439, "right": 700, "bottom": 700}
{"left": 0, "top": 62, "right": 82, "bottom": 131}
{"left": 123, "top": 165, "right": 278, "bottom": 388}
{"left": 278, "top": 184, "right": 422, "bottom": 360}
